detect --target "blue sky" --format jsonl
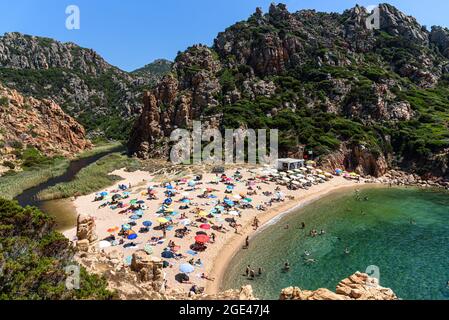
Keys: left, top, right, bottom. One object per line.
{"left": 0, "top": 1, "right": 448, "bottom": 71}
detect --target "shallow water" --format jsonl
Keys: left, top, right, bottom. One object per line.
{"left": 221, "top": 187, "right": 449, "bottom": 300}
{"left": 14, "top": 147, "right": 123, "bottom": 231}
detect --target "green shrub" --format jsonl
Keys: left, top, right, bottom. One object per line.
{"left": 0, "top": 198, "right": 115, "bottom": 300}
{"left": 0, "top": 96, "right": 8, "bottom": 106}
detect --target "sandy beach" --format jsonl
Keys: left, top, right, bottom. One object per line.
{"left": 64, "top": 166, "right": 363, "bottom": 295}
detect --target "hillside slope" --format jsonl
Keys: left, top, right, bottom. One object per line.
{"left": 0, "top": 33, "right": 166, "bottom": 139}
{"left": 0, "top": 84, "right": 91, "bottom": 172}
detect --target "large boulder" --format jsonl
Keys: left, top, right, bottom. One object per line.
{"left": 130, "top": 250, "right": 164, "bottom": 283}
{"left": 76, "top": 214, "right": 98, "bottom": 244}
{"left": 280, "top": 272, "right": 398, "bottom": 300}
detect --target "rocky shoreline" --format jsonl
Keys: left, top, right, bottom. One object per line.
{"left": 76, "top": 249, "right": 397, "bottom": 300}
{"left": 364, "top": 169, "right": 449, "bottom": 190}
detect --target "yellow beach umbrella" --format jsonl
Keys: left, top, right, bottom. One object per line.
{"left": 198, "top": 210, "right": 208, "bottom": 217}
{"left": 158, "top": 217, "right": 169, "bottom": 224}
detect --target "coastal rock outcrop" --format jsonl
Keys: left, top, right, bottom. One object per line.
{"left": 0, "top": 84, "right": 91, "bottom": 172}
{"left": 130, "top": 250, "right": 164, "bottom": 283}
{"left": 280, "top": 272, "right": 398, "bottom": 300}
{"left": 76, "top": 214, "right": 97, "bottom": 250}
{"left": 77, "top": 250, "right": 398, "bottom": 300}
{"left": 320, "top": 144, "right": 389, "bottom": 178}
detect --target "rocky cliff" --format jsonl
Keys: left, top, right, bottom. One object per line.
{"left": 0, "top": 83, "right": 91, "bottom": 171}
{"left": 128, "top": 3, "right": 449, "bottom": 179}
{"left": 0, "top": 32, "right": 167, "bottom": 139}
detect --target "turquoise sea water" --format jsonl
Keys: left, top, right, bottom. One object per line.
{"left": 221, "top": 187, "right": 449, "bottom": 300}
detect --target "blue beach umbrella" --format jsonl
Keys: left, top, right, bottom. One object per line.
{"left": 188, "top": 181, "right": 197, "bottom": 187}
{"left": 226, "top": 185, "right": 234, "bottom": 190}
{"left": 122, "top": 224, "right": 131, "bottom": 231}
{"left": 134, "top": 209, "right": 144, "bottom": 216}
{"left": 137, "top": 200, "right": 145, "bottom": 204}
{"left": 130, "top": 215, "right": 141, "bottom": 220}
{"left": 143, "top": 221, "right": 153, "bottom": 227}
{"left": 166, "top": 185, "right": 174, "bottom": 190}
{"left": 181, "top": 198, "right": 190, "bottom": 204}
{"left": 164, "top": 198, "right": 173, "bottom": 205}
{"left": 127, "top": 234, "right": 138, "bottom": 240}
{"left": 100, "top": 191, "right": 108, "bottom": 197}
{"left": 179, "top": 263, "right": 195, "bottom": 273}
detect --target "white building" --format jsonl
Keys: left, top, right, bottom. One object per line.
{"left": 277, "top": 158, "right": 305, "bottom": 171}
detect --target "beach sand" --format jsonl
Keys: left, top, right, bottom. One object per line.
{"left": 64, "top": 167, "right": 362, "bottom": 295}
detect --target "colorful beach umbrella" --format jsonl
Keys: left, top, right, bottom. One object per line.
{"left": 158, "top": 217, "right": 169, "bottom": 224}
{"left": 179, "top": 263, "right": 195, "bottom": 273}
{"left": 195, "top": 234, "right": 210, "bottom": 243}
{"left": 200, "top": 224, "right": 211, "bottom": 230}
{"left": 198, "top": 210, "right": 208, "bottom": 217}
{"left": 127, "top": 234, "right": 138, "bottom": 240}
{"left": 107, "top": 226, "right": 119, "bottom": 233}
{"left": 144, "top": 244, "right": 153, "bottom": 255}
{"left": 180, "top": 219, "right": 191, "bottom": 226}
{"left": 99, "top": 240, "right": 112, "bottom": 249}
{"left": 122, "top": 224, "right": 131, "bottom": 231}
{"left": 142, "top": 221, "right": 153, "bottom": 227}
{"left": 130, "top": 215, "right": 141, "bottom": 220}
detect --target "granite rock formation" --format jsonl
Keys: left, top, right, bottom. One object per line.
{"left": 280, "top": 272, "right": 398, "bottom": 300}
{"left": 128, "top": 3, "right": 449, "bottom": 179}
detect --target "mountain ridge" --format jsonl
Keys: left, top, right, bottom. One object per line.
{"left": 0, "top": 32, "right": 169, "bottom": 139}
{"left": 128, "top": 3, "right": 449, "bottom": 179}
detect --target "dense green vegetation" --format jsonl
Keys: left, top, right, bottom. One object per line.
{"left": 37, "top": 152, "right": 140, "bottom": 201}
{"left": 0, "top": 142, "right": 123, "bottom": 200}
{"left": 0, "top": 67, "right": 137, "bottom": 140}
{"left": 221, "top": 54, "right": 449, "bottom": 171}
{"left": 0, "top": 155, "right": 69, "bottom": 200}
{"left": 0, "top": 198, "right": 114, "bottom": 300}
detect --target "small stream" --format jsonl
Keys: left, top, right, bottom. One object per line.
{"left": 14, "top": 146, "right": 123, "bottom": 231}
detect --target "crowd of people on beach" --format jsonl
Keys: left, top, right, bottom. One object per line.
{"left": 85, "top": 164, "right": 358, "bottom": 293}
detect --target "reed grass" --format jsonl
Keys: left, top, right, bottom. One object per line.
{"left": 0, "top": 141, "right": 124, "bottom": 200}
{"left": 0, "top": 158, "right": 69, "bottom": 200}
{"left": 36, "top": 153, "right": 140, "bottom": 201}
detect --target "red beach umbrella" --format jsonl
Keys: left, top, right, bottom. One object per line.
{"left": 200, "top": 224, "right": 211, "bottom": 230}
{"left": 195, "top": 234, "right": 210, "bottom": 244}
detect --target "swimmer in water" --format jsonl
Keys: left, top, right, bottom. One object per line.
{"left": 304, "top": 250, "right": 311, "bottom": 256}
{"left": 344, "top": 248, "right": 350, "bottom": 255}
{"left": 305, "top": 258, "right": 317, "bottom": 264}
{"left": 284, "top": 261, "right": 290, "bottom": 271}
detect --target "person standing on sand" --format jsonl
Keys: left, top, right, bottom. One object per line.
{"left": 245, "top": 236, "right": 249, "bottom": 248}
